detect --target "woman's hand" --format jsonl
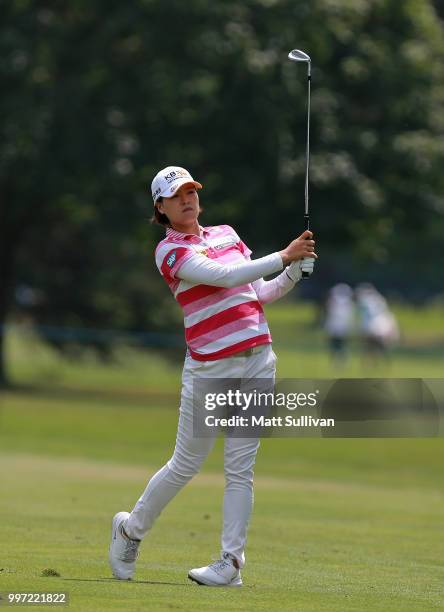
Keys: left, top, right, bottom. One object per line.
{"left": 279, "top": 230, "right": 317, "bottom": 266}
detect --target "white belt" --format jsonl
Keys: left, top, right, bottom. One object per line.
{"left": 231, "top": 345, "right": 268, "bottom": 358}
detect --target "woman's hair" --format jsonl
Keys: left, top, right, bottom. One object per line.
{"left": 150, "top": 197, "right": 171, "bottom": 227}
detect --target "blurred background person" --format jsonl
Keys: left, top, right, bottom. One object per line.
{"left": 355, "top": 283, "right": 400, "bottom": 364}
{"left": 323, "top": 283, "right": 355, "bottom": 368}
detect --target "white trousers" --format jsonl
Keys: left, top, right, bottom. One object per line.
{"left": 125, "top": 344, "right": 276, "bottom": 568}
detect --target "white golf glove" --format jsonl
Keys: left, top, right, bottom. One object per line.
{"left": 300, "top": 256, "right": 315, "bottom": 277}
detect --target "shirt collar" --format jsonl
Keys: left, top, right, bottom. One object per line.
{"left": 166, "top": 225, "right": 209, "bottom": 241}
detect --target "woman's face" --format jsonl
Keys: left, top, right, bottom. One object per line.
{"left": 157, "top": 183, "right": 200, "bottom": 229}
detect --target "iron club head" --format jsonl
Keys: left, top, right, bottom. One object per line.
{"left": 288, "top": 49, "right": 311, "bottom": 76}
{"left": 288, "top": 49, "right": 311, "bottom": 63}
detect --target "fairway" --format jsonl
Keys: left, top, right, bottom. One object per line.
{"left": 2, "top": 306, "right": 444, "bottom": 611}
{"left": 1, "top": 388, "right": 443, "bottom": 611}
{"left": 1, "top": 451, "right": 443, "bottom": 612}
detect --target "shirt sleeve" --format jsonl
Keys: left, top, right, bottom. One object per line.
{"left": 155, "top": 245, "right": 195, "bottom": 283}
{"left": 176, "top": 251, "right": 284, "bottom": 288}
{"left": 228, "top": 222, "right": 302, "bottom": 304}
{"left": 251, "top": 262, "right": 302, "bottom": 304}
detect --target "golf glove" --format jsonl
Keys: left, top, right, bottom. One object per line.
{"left": 301, "top": 257, "right": 315, "bottom": 277}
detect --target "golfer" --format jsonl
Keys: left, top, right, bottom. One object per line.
{"left": 109, "top": 166, "right": 317, "bottom": 586}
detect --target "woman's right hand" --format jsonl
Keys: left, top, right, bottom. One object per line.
{"left": 279, "top": 230, "right": 317, "bottom": 266}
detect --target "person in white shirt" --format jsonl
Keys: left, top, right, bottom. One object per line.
{"left": 109, "top": 166, "right": 317, "bottom": 587}
{"left": 324, "top": 283, "right": 355, "bottom": 367}
{"left": 356, "top": 283, "right": 399, "bottom": 360}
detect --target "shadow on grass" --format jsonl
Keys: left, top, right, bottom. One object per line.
{"left": 61, "top": 577, "right": 257, "bottom": 588}
{"left": 62, "top": 577, "right": 187, "bottom": 587}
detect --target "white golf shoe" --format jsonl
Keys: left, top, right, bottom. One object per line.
{"left": 109, "top": 511, "right": 141, "bottom": 580}
{"left": 188, "top": 553, "right": 242, "bottom": 587}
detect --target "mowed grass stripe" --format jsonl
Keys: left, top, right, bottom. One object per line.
{"left": 2, "top": 391, "right": 444, "bottom": 489}
{"left": 1, "top": 453, "right": 443, "bottom": 611}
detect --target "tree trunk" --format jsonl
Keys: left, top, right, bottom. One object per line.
{"left": 0, "top": 237, "right": 15, "bottom": 388}
{"left": 0, "top": 328, "right": 6, "bottom": 387}
{"left": 432, "top": 1, "right": 444, "bottom": 19}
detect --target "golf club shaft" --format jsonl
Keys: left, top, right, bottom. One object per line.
{"left": 305, "top": 62, "right": 311, "bottom": 221}
{"left": 287, "top": 49, "right": 315, "bottom": 278}
{"left": 301, "top": 61, "right": 314, "bottom": 277}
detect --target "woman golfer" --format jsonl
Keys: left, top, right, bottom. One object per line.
{"left": 109, "top": 166, "right": 317, "bottom": 586}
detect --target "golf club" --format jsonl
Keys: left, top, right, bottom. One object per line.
{"left": 288, "top": 49, "right": 315, "bottom": 278}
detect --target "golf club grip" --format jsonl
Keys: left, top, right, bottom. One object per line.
{"left": 302, "top": 222, "right": 314, "bottom": 278}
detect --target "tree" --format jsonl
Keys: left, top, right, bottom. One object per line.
{"left": 2, "top": 0, "right": 444, "bottom": 385}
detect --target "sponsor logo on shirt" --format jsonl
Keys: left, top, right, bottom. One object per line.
{"left": 166, "top": 251, "right": 177, "bottom": 267}
{"left": 213, "top": 238, "right": 236, "bottom": 250}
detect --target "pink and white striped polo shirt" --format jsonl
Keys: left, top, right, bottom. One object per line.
{"left": 155, "top": 225, "right": 275, "bottom": 361}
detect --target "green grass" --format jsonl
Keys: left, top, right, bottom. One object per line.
{"left": 1, "top": 390, "right": 443, "bottom": 611}
{"left": 5, "top": 300, "right": 444, "bottom": 388}
{"left": 5, "top": 325, "right": 183, "bottom": 393}
{"left": 1, "top": 448, "right": 443, "bottom": 611}
{"left": 1, "top": 302, "right": 443, "bottom": 610}
{"left": 264, "top": 301, "right": 444, "bottom": 378}
{"left": 1, "top": 389, "right": 444, "bottom": 488}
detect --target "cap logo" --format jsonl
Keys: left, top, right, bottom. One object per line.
{"left": 164, "top": 169, "right": 189, "bottom": 184}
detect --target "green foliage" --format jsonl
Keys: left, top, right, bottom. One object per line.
{"left": 1, "top": 0, "right": 444, "bottom": 381}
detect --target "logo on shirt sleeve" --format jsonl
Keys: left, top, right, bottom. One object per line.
{"left": 166, "top": 251, "right": 177, "bottom": 267}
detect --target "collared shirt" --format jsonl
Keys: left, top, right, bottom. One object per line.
{"left": 155, "top": 224, "right": 276, "bottom": 360}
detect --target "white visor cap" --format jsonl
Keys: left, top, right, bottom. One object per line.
{"left": 151, "top": 166, "right": 202, "bottom": 203}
